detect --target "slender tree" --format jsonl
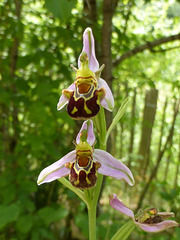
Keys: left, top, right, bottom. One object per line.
{"left": 157, "top": 98, "right": 168, "bottom": 157}
{"left": 163, "top": 100, "right": 176, "bottom": 181}
{"left": 128, "top": 88, "right": 137, "bottom": 169}
{"left": 138, "top": 88, "right": 158, "bottom": 177}
{"left": 136, "top": 99, "right": 180, "bottom": 210}
{"left": 174, "top": 134, "right": 180, "bottom": 188}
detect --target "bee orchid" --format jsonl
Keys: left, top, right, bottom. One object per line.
{"left": 37, "top": 120, "right": 134, "bottom": 189}
{"left": 57, "top": 28, "right": 114, "bottom": 120}
{"left": 109, "top": 194, "right": 180, "bottom": 232}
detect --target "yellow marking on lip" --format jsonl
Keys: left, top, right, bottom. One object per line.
{"left": 71, "top": 106, "right": 78, "bottom": 114}
{"left": 86, "top": 176, "right": 91, "bottom": 184}
{"left": 74, "top": 177, "right": 80, "bottom": 186}
{"left": 84, "top": 101, "right": 92, "bottom": 114}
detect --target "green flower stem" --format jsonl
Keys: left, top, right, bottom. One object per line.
{"left": 58, "top": 178, "right": 88, "bottom": 205}
{"left": 111, "top": 220, "right": 135, "bottom": 240}
{"left": 84, "top": 188, "right": 92, "bottom": 206}
{"left": 98, "top": 106, "right": 107, "bottom": 146}
{"left": 93, "top": 106, "right": 107, "bottom": 146}
{"left": 87, "top": 204, "right": 97, "bottom": 240}
{"left": 86, "top": 107, "right": 107, "bottom": 240}
{"left": 93, "top": 107, "right": 107, "bottom": 206}
{"left": 86, "top": 174, "right": 104, "bottom": 240}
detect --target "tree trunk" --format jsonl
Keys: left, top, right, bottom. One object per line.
{"left": 128, "top": 88, "right": 137, "bottom": 168}
{"left": 119, "top": 121, "right": 124, "bottom": 159}
{"left": 136, "top": 99, "right": 180, "bottom": 210}
{"left": 138, "top": 88, "right": 158, "bottom": 177}
{"left": 163, "top": 140, "right": 173, "bottom": 182}
{"left": 174, "top": 135, "right": 180, "bottom": 188}
{"left": 101, "top": 0, "right": 118, "bottom": 130}
{"left": 157, "top": 98, "right": 168, "bottom": 157}
{"left": 9, "top": 0, "right": 22, "bottom": 156}
{"left": 83, "top": 0, "right": 97, "bottom": 24}
{"left": 96, "top": 0, "right": 118, "bottom": 214}
{"left": 163, "top": 101, "right": 176, "bottom": 181}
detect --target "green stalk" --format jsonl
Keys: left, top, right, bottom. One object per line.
{"left": 97, "top": 106, "right": 107, "bottom": 146}
{"left": 86, "top": 107, "right": 107, "bottom": 240}
{"left": 87, "top": 204, "right": 97, "bottom": 240}
{"left": 92, "top": 107, "right": 107, "bottom": 206}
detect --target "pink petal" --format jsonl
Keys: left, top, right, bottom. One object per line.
{"left": 37, "top": 150, "right": 76, "bottom": 185}
{"left": 76, "top": 120, "right": 95, "bottom": 146}
{"left": 78, "top": 28, "right": 99, "bottom": 72}
{"left": 99, "top": 78, "right": 114, "bottom": 111}
{"left": 57, "top": 83, "right": 75, "bottom": 110}
{"left": 109, "top": 194, "right": 134, "bottom": 219}
{"left": 94, "top": 149, "right": 134, "bottom": 186}
{"left": 136, "top": 220, "right": 180, "bottom": 232}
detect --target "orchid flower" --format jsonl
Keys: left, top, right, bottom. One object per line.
{"left": 57, "top": 27, "right": 114, "bottom": 120}
{"left": 109, "top": 194, "right": 180, "bottom": 232}
{"left": 37, "top": 120, "right": 134, "bottom": 189}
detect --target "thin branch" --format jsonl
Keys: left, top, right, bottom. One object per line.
{"left": 123, "top": 0, "right": 134, "bottom": 35}
{"left": 113, "top": 32, "right": 180, "bottom": 66}
{"left": 150, "top": 45, "right": 180, "bottom": 53}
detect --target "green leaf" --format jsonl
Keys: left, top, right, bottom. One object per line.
{"left": 20, "top": 179, "right": 38, "bottom": 193}
{"left": 0, "top": 203, "right": 20, "bottom": 229}
{"left": 176, "top": 227, "right": 180, "bottom": 240}
{"left": 38, "top": 206, "right": 68, "bottom": 226}
{"left": 111, "top": 220, "right": 135, "bottom": 240}
{"left": 106, "top": 97, "right": 129, "bottom": 143}
{"left": 45, "top": 0, "right": 77, "bottom": 22}
{"left": 16, "top": 215, "right": 33, "bottom": 233}
{"left": 2, "top": 184, "right": 16, "bottom": 204}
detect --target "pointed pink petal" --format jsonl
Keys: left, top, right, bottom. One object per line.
{"left": 37, "top": 150, "right": 76, "bottom": 185}
{"left": 78, "top": 27, "right": 99, "bottom": 72}
{"left": 57, "top": 83, "right": 75, "bottom": 110}
{"left": 109, "top": 194, "right": 134, "bottom": 219}
{"left": 76, "top": 120, "right": 95, "bottom": 146}
{"left": 99, "top": 78, "right": 114, "bottom": 111}
{"left": 136, "top": 220, "right": 180, "bottom": 232}
{"left": 94, "top": 149, "right": 134, "bottom": 186}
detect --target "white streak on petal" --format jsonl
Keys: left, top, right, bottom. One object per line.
{"left": 37, "top": 150, "right": 76, "bottom": 185}
{"left": 109, "top": 194, "right": 134, "bottom": 219}
{"left": 99, "top": 78, "right": 114, "bottom": 111}
{"left": 136, "top": 220, "right": 180, "bottom": 232}
{"left": 94, "top": 149, "right": 134, "bottom": 186}
{"left": 78, "top": 28, "right": 99, "bottom": 72}
{"left": 57, "top": 83, "right": 75, "bottom": 110}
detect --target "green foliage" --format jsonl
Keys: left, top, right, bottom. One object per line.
{"left": 45, "top": 0, "right": 77, "bottom": 22}
{"left": 75, "top": 213, "right": 89, "bottom": 238}
{"left": 38, "top": 206, "right": 69, "bottom": 226}
{"left": 0, "top": 0, "right": 179, "bottom": 239}
{"left": 0, "top": 204, "right": 20, "bottom": 229}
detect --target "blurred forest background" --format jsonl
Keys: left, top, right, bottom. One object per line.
{"left": 0, "top": 0, "right": 180, "bottom": 239}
